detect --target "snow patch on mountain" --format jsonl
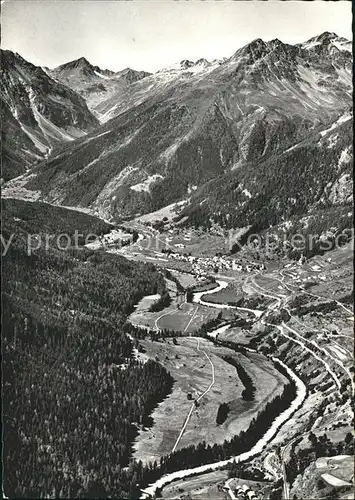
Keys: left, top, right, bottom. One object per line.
{"left": 302, "top": 40, "right": 322, "bottom": 51}
{"left": 336, "top": 67, "right": 352, "bottom": 87}
{"left": 93, "top": 70, "right": 111, "bottom": 80}
{"left": 338, "top": 148, "right": 352, "bottom": 169}
{"left": 320, "top": 113, "right": 352, "bottom": 137}
{"left": 332, "top": 40, "right": 352, "bottom": 52}
{"left": 329, "top": 173, "right": 353, "bottom": 204}
{"left": 130, "top": 174, "right": 164, "bottom": 193}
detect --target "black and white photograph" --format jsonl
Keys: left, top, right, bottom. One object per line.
{"left": 1, "top": 0, "right": 354, "bottom": 498}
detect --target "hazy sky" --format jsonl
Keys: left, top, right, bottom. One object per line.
{"left": 2, "top": 1, "right": 352, "bottom": 72}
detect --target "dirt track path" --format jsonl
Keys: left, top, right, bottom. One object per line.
{"left": 171, "top": 337, "right": 215, "bottom": 452}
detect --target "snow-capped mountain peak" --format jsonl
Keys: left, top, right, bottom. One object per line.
{"left": 46, "top": 58, "right": 150, "bottom": 114}
{"left": 300, "top": 32, "right": 351, "bottom": 53}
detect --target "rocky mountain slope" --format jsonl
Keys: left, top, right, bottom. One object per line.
{"left": 1, "top": 50, "right": 99, "bottom": 181}
{"left": 3, "top": 33, "right": 353, "bottom": 232}
{"left": 48, "top": 57, "right": 151, "bottom": 117}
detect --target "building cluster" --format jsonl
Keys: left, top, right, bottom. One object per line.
{"left": 223, "top": 483, "right": 259, "bottom": 500}
{"left": 234, "top": 484, "right": 258, "bottom": 499}
{"left": 165, "top": 251, "right": 266, "bottom": 276}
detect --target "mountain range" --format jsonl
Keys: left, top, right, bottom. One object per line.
{"left": 47, "top": 57, "right": 151, "bottom": 115}
{"left": 2, "top": 32, "right": 353, "bottom": 237}
{"left": 0, "top": 50, "right": 99, "bottom": 180}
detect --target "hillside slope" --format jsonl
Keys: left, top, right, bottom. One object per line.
{"left": 1, "top": 50, "right": 99, "bottom": 180}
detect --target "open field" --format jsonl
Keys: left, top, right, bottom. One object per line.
{"left": 158, "top": 303, "right": 224, "bottom": 333}
{"left": 134, "top": 294, "right": 161, "bottom": 313}
{"left": 177, "top": 344, "right": 289, "bottom": 451}
{"left": 121, "top": 224, "right": 228, "bottom": 259}
{"left": 137, "top": 227, "right": 233, "bottom": 257}
{"left": 121, "top": 222, "right": 244, "bottom": 258}
{"left": 167, "top": 232, "right": 231, "bottom": 257}
{"left": 162, "top": 469, "right": 229, "bottom": 500}
{"left": 202, "top": 286, "right": 244, "bottom": 306}
{"left": 129, "top": 299, "right": 223, "bottom": 333}
{"left": 168, "top": 269, "right": 203, "bottom": 289}
{"left": 217, "top": 325, "right": 257, "bottom": 345}
{"left": 253, "top": 274, "right": 292, "bottom": 297}
{"left": 129, "top": 280, "right": 240, "bottom": 333}
{"left": 132, "top": 337, "right": 288, "bottom": 464}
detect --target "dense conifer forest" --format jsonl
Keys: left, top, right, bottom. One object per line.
{"left": 2, "top": 201, "right": 174, "bottom": 498}
{"left": 2, "top": 198, "right": 113, "bottom": 240}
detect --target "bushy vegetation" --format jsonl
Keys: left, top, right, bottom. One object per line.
{"left": 223, "top": 357, "right": 256, "bottom": 401}
{"left": 162, "top": 268, "right": 185, "bottom": 294}
{"left": 227, "top": 459, "right": 265, "bottom": 481}
{"left": 216, "top": 403, "right": 230, "bottom": 425}
{"left": 285, "top": 432, "right": 354, "bottom": 487}
{"left": 149, "top": 291, "right": 172, "bottom": 312}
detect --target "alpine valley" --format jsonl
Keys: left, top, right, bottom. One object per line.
{"left": 2, "top": 32, "right": 354, "bottom": 500}
{"left": 2, "top": 33, "right": 353, "bottom": 232}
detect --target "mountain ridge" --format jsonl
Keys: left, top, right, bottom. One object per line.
{"left": 48, "top": 58, "right": 151, "bottom": 115}
{"left": 1, "top": 49, "right": 100, "bottom": 181}
{"left": 2, "top": 33, "right": 353, "bottom": 237}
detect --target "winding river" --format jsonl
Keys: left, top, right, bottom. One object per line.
{"left": 139, "top": 281, "right": 307, "bottom": 498}
{"left": 142, "top": 361, "right": 306, "bottom": 497}
{"left": 193, "top": 279, "right": 263, "bottom": 318}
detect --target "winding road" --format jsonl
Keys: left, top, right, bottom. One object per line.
{"left": 141, "top": 357, "right": 306, "bottom": 498}
{"left": 140, "top": 275, "right": 308, "bottom": 499}
{"left": 138, "top": 258, "right": 352, "bottom": 499}
{"left": 154, "top": 305, "right": 183, "bottom": 331}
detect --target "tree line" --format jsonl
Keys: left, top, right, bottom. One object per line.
{"left": 223, "top": 356, "right": 256, "bottom": 401}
